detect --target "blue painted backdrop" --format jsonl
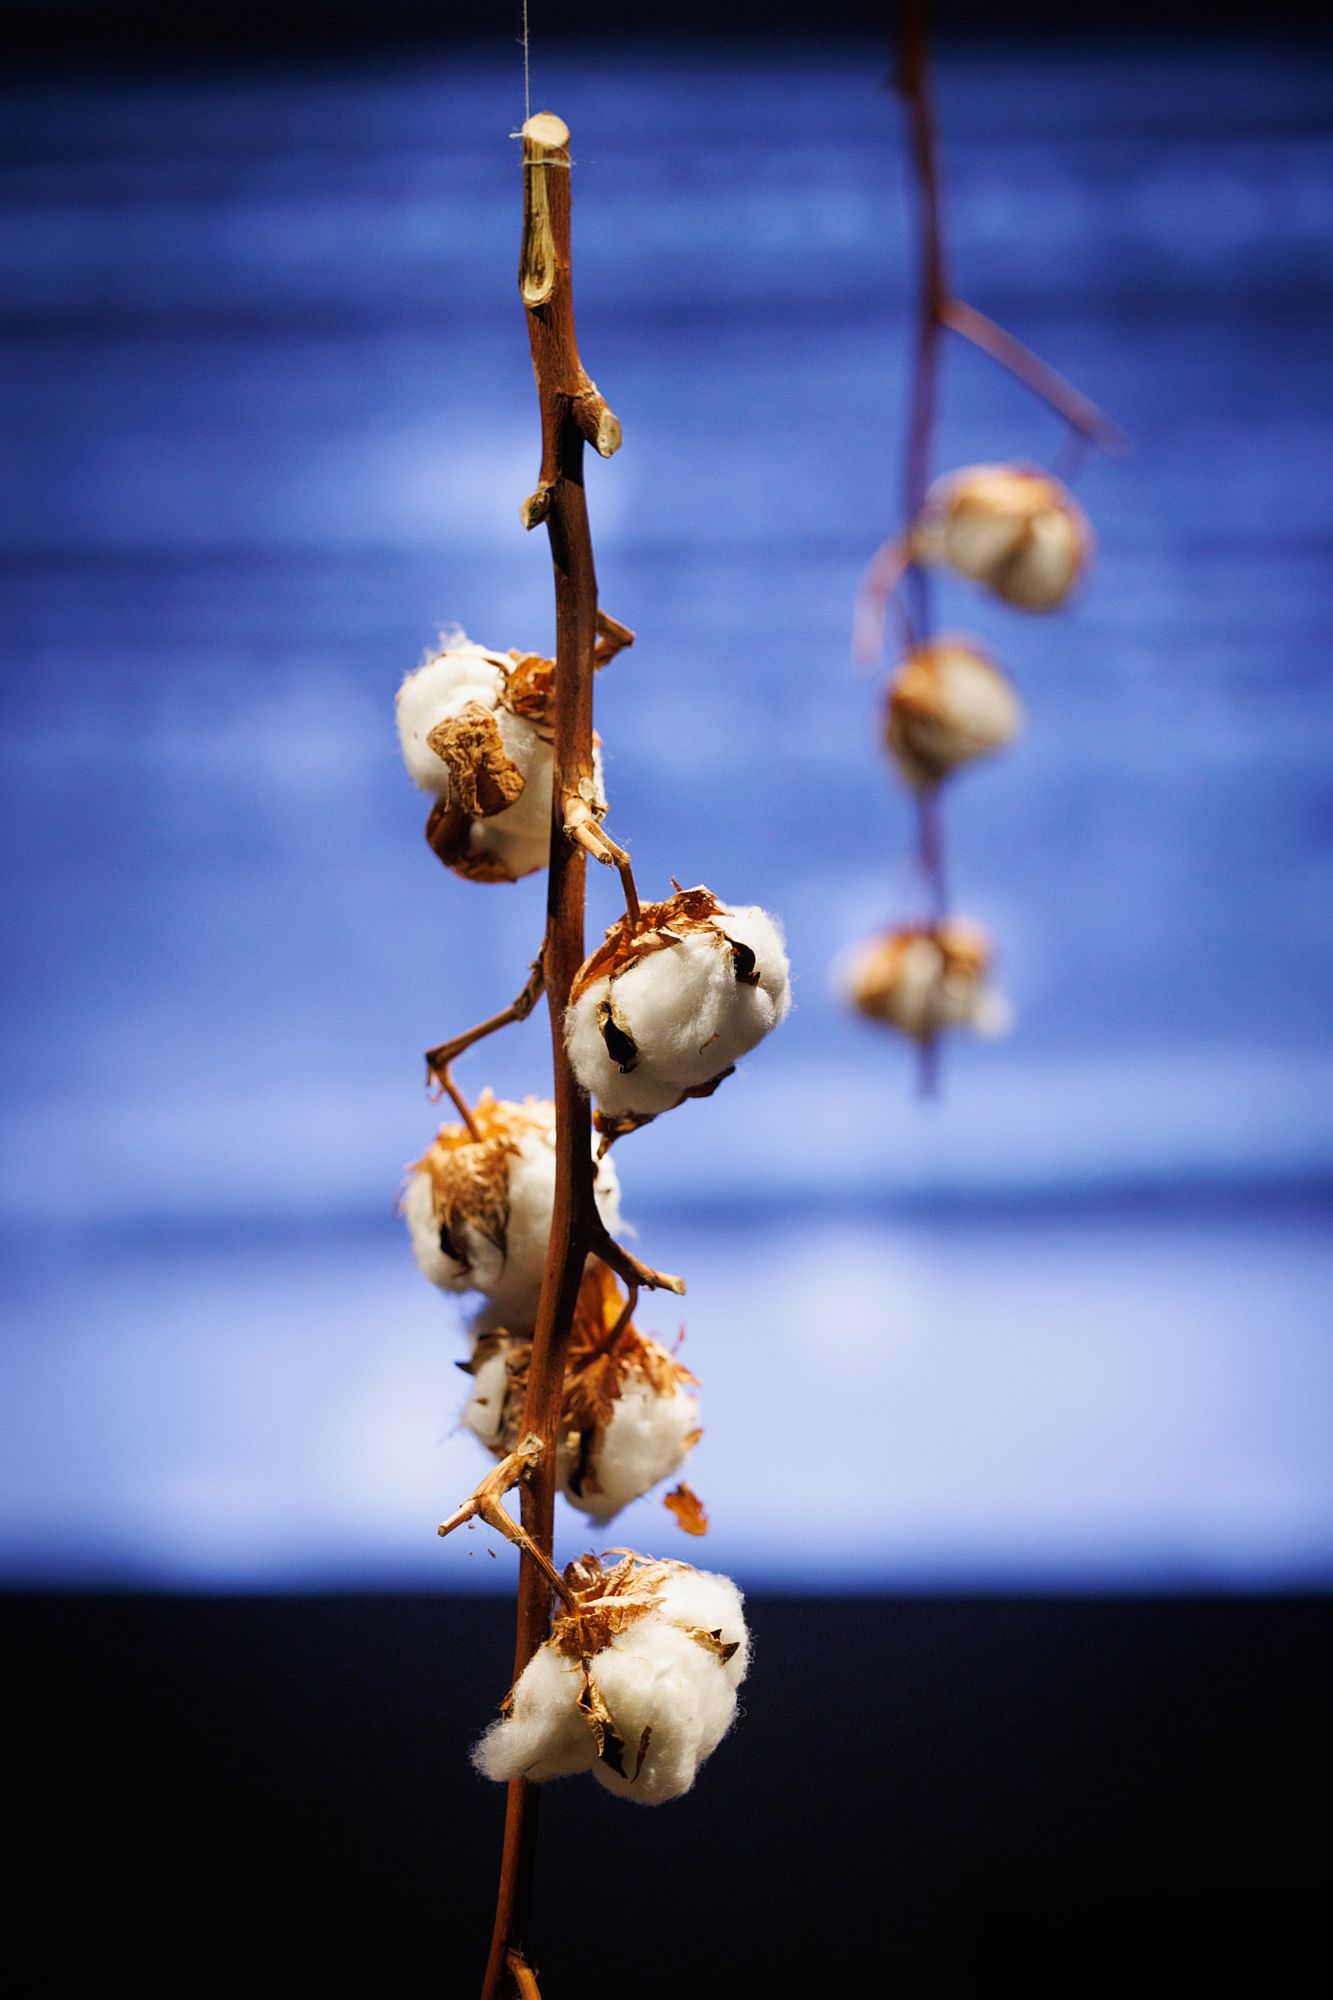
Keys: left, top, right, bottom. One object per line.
{"left": 2, "top": 38, "right": 1330, "bottom": 1589}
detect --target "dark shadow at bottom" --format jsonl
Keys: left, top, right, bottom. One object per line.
{"left": 8, "top": 1594, "right": 1330, "bottom": 1992}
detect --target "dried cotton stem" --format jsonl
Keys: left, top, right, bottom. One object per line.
{"left": 850, "top": 0, "right": 1119, "bottom": 1090}
{"left": 477, "top": 111, "right": 683, "bottom": 2000}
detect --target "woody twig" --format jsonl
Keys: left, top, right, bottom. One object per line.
{"left": 477, "top": 110, "right": 685, "bottom": 2000}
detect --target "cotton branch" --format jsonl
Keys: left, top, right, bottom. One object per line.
{"left": 856, "top": 1, "right": 1123, "bottom": 675}
{"left": 421, "top": 950, "right": 546, "bottom": 1141}
{"left": 939, "top": 299, "right": 1128, "bottom": 458}
{"left": 851, "top": 1, "right": 1120, "bottom": 1095}
{"left": 425, "top": 951, "right": 546, "bottom": 1087}
{"left": 478, "top": 111, "right": 681, "bottom": 2000}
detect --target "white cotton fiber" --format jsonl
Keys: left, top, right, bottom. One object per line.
{"left": 459, "top": 1341, "right": 517, "bottom": 1452}
{"left": 558, "top": 1371, "right": 701, "bottom": 1522}
{"left": 472, "top": 1560, "right": 749, "bottom": 1805}
{"left": 565, "top": 897, "right": 791, "bottom": 1120}
{"left": 402, "top": 1167, "right": 459, "bottom": 1290}
{"left": 473, "top": 1642, "right": 593, "bottom": 1785}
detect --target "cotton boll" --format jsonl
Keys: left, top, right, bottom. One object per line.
{"left": 565, "top": 887, "right": 791, "bottom": 1121}
{"left": 560, "top": 1372, "right": 701, "bottom": 1522}
{"left": 461, "top": 1263, "right": 702, "bottom": 1524}
{"left": 401, "top": 637, "right": 609, "bottom": 885}
{"left": 401, "top": 1167, "right": 458, "bottom": 1290}
{"left": 395, "top": 639, "right": 509, "bottom": 794}
{"left": 843, "top": 920, "right": 1011, "bottom": 1043}
{"left": 919, "top": 462, "right": 1091, "bottom": 611}
{"left": 473, "top": 1554, "right": 749, "bottom": 1805}
{"left": 402, "top": 1092, "right": 621, "bottom": 1316}
{"left": 886, "top": 639, "right": 1023, "bottom": 790}
{"left": 590, "top": 1566, "right": 747, "bottom": 1803}
{"left": 588, "top": 1618, "right": 737, "bottom": 1804}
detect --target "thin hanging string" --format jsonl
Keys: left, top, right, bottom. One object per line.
{"left": 521, "top": 0, "right": 531, "bottom": 126}
{"left": 510, "top": 5, "right": 572, "bottom": 165}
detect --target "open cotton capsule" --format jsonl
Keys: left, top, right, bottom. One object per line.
{"left": 844, "top": 920, "right": 1012, "bottom": 1042}
{"left": 565, "top": 886, "right": 790, "bottom": 1122}
{"left": 462, "top": 1262, "right": 702, "bottom": 1524}
{"left": 396, "top": 633, "right": 606, "bottom": 882}
{"left": 885, "top": 638, "right": 1023, "bottom": 789}
{"left": 473, "top": 1552, "right": 749, "bottom": 1805}
{"left": 916, "top": 462, "right": 1091, "bottom": 612}
{"left": 401, "top": 1091, "right": 620, "bottom": 1319}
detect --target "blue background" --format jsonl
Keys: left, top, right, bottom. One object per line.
{"left": 2, "top": 36, "right": 1330, "bottom": 1590}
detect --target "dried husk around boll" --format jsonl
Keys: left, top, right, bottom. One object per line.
{"left": 844, "top": 918, "right": 1010, "bottom": 1042}
{"left": 410, "top": 1089, "right": 539, "bottom": 1272}
{"left": 885, "top": 636, "right": 1023, "bottom": 789}
{"left": 462, "top": 1261, "right": 703, "bottom": 1523}
{"left": 916, "top": 461, "right": 1092, "bottom": 612}
{"left": 398, "top": 636, "right": 606, "bottom": 883}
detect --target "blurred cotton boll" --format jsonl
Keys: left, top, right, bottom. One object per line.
{"left": 917, "top": 462, "right": 1091, "bottom": 611}
{"left": 843, "top": 920, "right": 1013, "bottom": 1043}
{"left": 473, "top": 1554, "right": 749, "bottom": 1804}
{"left": 885, "top": 637, "right": 1024, "bottom": 789}
{"left": 401, "top": 1093, "right": 620, "bottom": 1319}
{"left": 565, "top": 887, "right": 791, "bottom": 1123}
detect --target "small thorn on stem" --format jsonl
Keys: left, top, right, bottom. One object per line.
{"left": 593, "top": 609, "right": 636, "bottom": 668}
{"left": 573, "top": 375, "right": 622, "bottom": 458}
{"left": 521, "top": 482, "right": 554, "bottom": 530}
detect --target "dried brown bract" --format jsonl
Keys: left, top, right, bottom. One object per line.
{"left": 569, "top": 886, "right": 732, "bottom": 1004}
{"left": 401, "top": 1091, "right": 623, "bottom": 1319}
{"left": 425, "top": 703, "right": 528, "bottom": 818}
{"left": 663, "top": 1483, "right": 709, "bottom": 1537}
{"left": 412, "top": 1089, "right": 538, "bottom": 1265}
